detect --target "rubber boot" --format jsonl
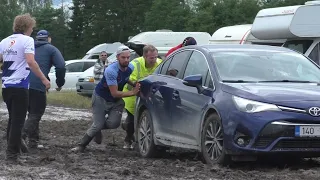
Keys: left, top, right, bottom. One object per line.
{"left": 94, "top": 131, "right": 102, "bottom": 144}
{"left": 71, "top": 134, "right": 93, "bottom": 153}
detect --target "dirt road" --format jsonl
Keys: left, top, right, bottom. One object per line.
{"left": 1, "top": 103, "right": 320, "bottom": 180}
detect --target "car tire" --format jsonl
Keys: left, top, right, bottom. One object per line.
{"left": 137, "top": 109, "right": 157, "bottom": 158}
{"left": 201, "top": 113, "right": 231, "bottom": 165}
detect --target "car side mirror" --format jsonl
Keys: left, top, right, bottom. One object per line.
{"left": 183, "top": 74, "right": 204, "bottom": 94}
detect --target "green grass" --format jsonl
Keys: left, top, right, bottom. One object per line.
{"left": 0, "top": 86, "right": 92, "bottom": 109}
{"left": 46, "top": 90, "right": 92, "bottom": 109}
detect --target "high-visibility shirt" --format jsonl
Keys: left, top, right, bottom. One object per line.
{"left": 123, "top": 56, "right": 163, "bottom": 115}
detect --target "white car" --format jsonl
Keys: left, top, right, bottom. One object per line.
{"left": 48, "top": 59, "right": 96, "bottom": 91}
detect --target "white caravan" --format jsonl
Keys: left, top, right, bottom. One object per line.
{"left": 82, "top": 42, "right": 122, "bottom": 59}
{"left": 128, "top": 31, "right": 211, "bottom": 47}
{"left": 251, "top": 1, "right": 320, "bottom": 64}
{"left": 209, "top": 24, "right": 285, "bottom": 46}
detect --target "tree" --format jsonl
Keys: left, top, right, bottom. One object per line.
{"left": 0, "top": 0, "right": 21, "bottom": 39}
{"left": 144, "top": 0, "right": 192, "bottom": 32}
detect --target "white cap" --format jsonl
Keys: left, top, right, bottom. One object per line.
{"left": 116, "top": 45, "right": 130, "bottom": 55}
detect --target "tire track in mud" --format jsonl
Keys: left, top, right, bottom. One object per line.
{"left": 0, "top": 103, "right": 320, "bottom": 179}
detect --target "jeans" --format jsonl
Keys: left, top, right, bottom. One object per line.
{"left": 2, "top": 87, "right": 28, "bottom": 159}
{"left": 124, "top": 110, "right": 134, "bottom": 142}
{"left": 82, "top": 92, "right": 124, "bottom": 146}
{"left": 22, "top": 89, "right": 47, "bottom": 147}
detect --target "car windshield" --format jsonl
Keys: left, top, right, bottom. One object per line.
{"left": 212, "top": 50, "right": 320, "bottom": 83}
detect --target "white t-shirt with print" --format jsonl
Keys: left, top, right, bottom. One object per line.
{"left": 0, "top": 33, "right": 35, "bottom": 89}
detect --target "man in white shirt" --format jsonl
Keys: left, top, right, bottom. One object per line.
{"left": 0, "top": 13, "right": 50, "bottom": 163}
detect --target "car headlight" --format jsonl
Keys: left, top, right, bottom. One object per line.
{"left": 84, "top": 76, "right": 94, "bottom": 82}
{"left": 232, "top": 96, "right": 281, "bottom": 113}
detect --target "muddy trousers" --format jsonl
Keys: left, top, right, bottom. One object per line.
{"left": 22, "top": 89, "right": 47, "bottom": 148}
{"left": 78, "top": 92, "right": 125, "bottom": 148}
{"left": 2, "top": 88, "right": 28, "bottom": 160}
{"left": 123, "top": 110, "right": 134, "bottom": 143}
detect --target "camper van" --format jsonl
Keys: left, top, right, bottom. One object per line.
{"left": 128, "top": 31, "right": 211, "bottom": 47}
{"left": 251, "top": 1, "right": 320, "bottom": 64}
{"left": 209, "top": 24, "right": 285, "bottom": 46}
{"left": 82, "top": 42, "right": 122, "bottom": 59}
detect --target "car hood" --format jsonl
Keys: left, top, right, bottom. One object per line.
{"left": 222, "top": 82, "right": 320, "bottom": 107}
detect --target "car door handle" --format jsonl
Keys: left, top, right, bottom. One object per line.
{"left": 172, "top": 90, "right": 179, "bottom": 99}
{"left": 151, "top": 87, "right": 157, "bottom": 93}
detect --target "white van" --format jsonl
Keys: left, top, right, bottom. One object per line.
{"left": 209, "top": 24, "right": 285, "bottom": 46}
{"left": 251, "top": 1, "right": 320, "bottom": 64}
{"left": 82, "top": 42, "right": 122, "bottom": 60}
{"left": 128, "top": 31, "right": 211, "bottom": 47}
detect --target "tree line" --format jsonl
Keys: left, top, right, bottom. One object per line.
{"left": 0, "top": 0, "right": 310, "bottom": 60}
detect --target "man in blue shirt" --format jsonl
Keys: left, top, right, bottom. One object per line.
{"left": 22, "top": 30, "right": 66, "bottom": 151}
{"left": 71, "top": 45, "right": 140, "bottom": 152}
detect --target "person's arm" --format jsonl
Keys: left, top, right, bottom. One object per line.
{"left": 24, "top": 38, "right": 50, "bottom": 88}
{"left": 127, "top": 62, "right": 139, "bottom": 87}
{"left": 106, "top": 68, "right": 139, "bottom": 98}
{"left": 51, "top": 47, "right": 66, "bottom": 89}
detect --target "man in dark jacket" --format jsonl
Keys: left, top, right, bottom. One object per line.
{"left": 22, "top": 30, "right": 66, "bottom": 151}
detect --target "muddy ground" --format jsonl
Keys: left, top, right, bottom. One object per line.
{"left": 1, "top": 103, "right": 320, "bottom": 179}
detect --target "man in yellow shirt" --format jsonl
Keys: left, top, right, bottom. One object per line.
{"left": 122, "top": 44, "right": 162, "bottom": 149}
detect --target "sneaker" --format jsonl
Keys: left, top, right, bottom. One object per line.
{"left": 94, "top": 131, "right": 102, "bottom": 144}
{"left": 123, "top": 140, "right": 134, "bottom": 150}
{"left": 123, "top": 141, "right": 131, "bottom": 149}
{"left": 70, "top": 146, "right": 85, "bottom": 153}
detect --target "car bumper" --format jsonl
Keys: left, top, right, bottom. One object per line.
{"left": 224, "top": 111, "right": 320, "bottom": 156}
{"left": 76, "top": 81, "right": 95, "bottom": 96}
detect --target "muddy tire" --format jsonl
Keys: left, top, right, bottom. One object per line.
{"left": 201, "top": 113, "right": 231, "bottom": 166}
{"left": 137, "top": 109, "right": 157, "bottom": 158}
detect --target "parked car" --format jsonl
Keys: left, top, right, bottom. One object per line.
{"left": 134, "top": 44, "right": 320, "bottom": 165}
{"left": 76, "top": 66, "right": 95, "bottom": 97}
{"left": 48, "top": 59, "right": 96, "bottom": 91}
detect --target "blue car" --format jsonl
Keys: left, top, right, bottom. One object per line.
{"left": 134, "top": 44, "right": 320, "bottom": 165}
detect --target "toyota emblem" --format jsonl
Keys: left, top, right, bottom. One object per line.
{"left": 308, "top": 107, "right": 320, "bottom": 116}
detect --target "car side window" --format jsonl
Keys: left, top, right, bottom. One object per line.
{"left": 183, "top": 51, "right": 209, "bottom": 86}
{"left": 308, "top": 43, "right": 320, "bottom": 64}
{"left": 160, "top": 58, "right": 172, "bottom": 75}
{"left": 83, "top": 62, "right": 95, "bottom": 71}
{"left": 205, "top": 70, "right": 214, "bottom": 89}
{"left": 166, "top": 51, "right": 190, "bottom": 78}
{"left": 66, "top": 62, "right": 84, "bottom": 73}
{"left": 90, "top": 55, "right": 99, "bottom": 59}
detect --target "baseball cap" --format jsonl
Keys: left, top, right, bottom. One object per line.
{"left": 183, "top": 37, "right": 197, "bottom": 46}
{"left": 116, "top": 45, "right": 130, "bottom": 55}
{"left": 36, "top": 30, "right": 50, "bottom": 39}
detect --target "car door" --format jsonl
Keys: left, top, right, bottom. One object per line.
{"left": 62, "top": 61, "right": 85, "bottom": 90}
{"left": 169, "top": 50, "right": 214, "bottom": 146}
{"left": 151, "top": 50, "right": 192, "bottom": 141}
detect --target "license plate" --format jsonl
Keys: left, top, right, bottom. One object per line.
{"left": 76, "top": 85, "right": 80, "bottom": 89}
{"left": 295, "top": 126, "right": 320, "bottom": 137}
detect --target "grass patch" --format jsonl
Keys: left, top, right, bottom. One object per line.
{"left": 0, "top": 87, "right": 91, "bottom": 109}
{"left": 47, "top": 90, "right": 92, "bottom": 109}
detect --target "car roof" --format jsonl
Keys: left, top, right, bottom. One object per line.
{"left": 65, "top": 59, "right": 97, "bottom": 64}
{"left": 200, "top": 44, "right": 293, "bottom": 53}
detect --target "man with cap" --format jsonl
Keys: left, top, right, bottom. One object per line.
{"left": 22, "top": 30, "right": 66, "bottom": 151}
{"left": 165, "top": 37, "right": 197, "bottom": 58}
{"left": 71, "top": 45, "right": 140, "bottom": 153}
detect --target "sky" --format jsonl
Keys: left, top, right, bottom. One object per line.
{"left": 52, "top": 0, "right": 72, "bottom": 9}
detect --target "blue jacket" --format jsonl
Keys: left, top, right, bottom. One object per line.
{"left": 29, "top": 40, "right": 66, "bottom": 92}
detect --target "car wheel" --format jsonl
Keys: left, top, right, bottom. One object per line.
{"left": 138, "top": 109, "right": 157, "bottom": 158}
{"left": 201, "top": 114, "right": 230, "bottom": 165}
